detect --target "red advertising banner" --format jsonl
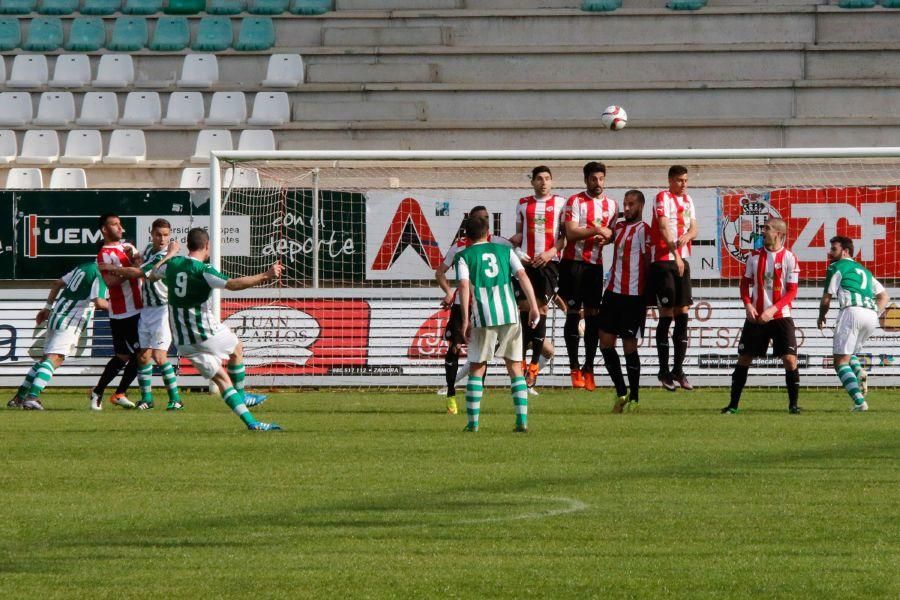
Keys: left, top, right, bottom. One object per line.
{"left": 719, "top": 187, "right": 900, "bottom": 279}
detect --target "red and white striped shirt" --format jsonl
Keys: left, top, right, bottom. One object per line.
{"left": 606, "top": 220, "right": 652, "bottom": 297}
{"left": 560, "top": 192, "right": 617, "bottom": 265}
{"left": 442, "top": 234, "right": 511, "bottom": 306}
{"left": 515, "top": 194, "right": 566, "bottom": 261}
{"left": 741, "top": 247, "right": 800, "bottom": 319}
{"left": 651, "top": 190, "right": 695, "bottom": 262}
{"left": 98, "top": 243, "right": 143, "bottom": 319}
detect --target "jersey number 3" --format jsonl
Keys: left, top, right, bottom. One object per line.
{"left": 482, "top": 254, "right": 499, "bottom": 278}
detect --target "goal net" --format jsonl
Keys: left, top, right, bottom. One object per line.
{"left": 209, "top": 149, "right": 900, "bottom": 388}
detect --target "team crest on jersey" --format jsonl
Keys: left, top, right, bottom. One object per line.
{"left": 720, "top": 193, "right": 782, "bottom": 264}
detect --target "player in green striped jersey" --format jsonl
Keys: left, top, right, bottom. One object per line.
{"left": 456, "top": 215, "right": 539, "bottom": 433}
{"left": 817, "top": 236, "right": 890, "bottom": 412}
{"left": 9, "top": 262, "right": 108, "bottom": 410}
{"left": 154, "top": 228, "right": 282, "bottom": 431}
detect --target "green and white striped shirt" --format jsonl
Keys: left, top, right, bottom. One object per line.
{"left": 455, "top": 241, "right": 523, "bottom": 327}
{"left": 140, "top": 244, "right": 169, "bottom": 307}
{"left": 49, "top": 262, "right": 106, "bottom": 332}
{"left": 824, "top": 257, "right": 884, "bottom": 312}
{"left": 156, "top": 256, "right": 227, "bottom": 346}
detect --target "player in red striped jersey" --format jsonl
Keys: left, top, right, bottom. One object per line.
{"left": 598, "top": 190, "right": 651, "bottom": 412}
{"left": 723, "top": 218, "right": 802, "bottom": 414}
{"left": 559, "top": 162, "right": 617, "bottom": 391}
{"left": 649, "top": 165, "right": 697, "bottom": 392}
{"left": 89, "top": 213, "right": 142, "bottom": 410}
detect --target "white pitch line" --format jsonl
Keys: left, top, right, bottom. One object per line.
{"left": 457, "top": 494, "right": 589, "bottom": 525}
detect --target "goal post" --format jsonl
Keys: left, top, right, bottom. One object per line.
{"left": 208, "top": 148, "right": 900, "bottom": 388}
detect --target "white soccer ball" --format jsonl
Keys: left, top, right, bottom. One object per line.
{"left": 601, "top": 105, "right": 628, "bottom": 131}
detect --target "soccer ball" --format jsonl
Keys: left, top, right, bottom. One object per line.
{"left": 601, "top": 105, "right": 627, "bottom": 131}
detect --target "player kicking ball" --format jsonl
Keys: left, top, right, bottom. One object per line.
{"left": 153, "top": 228, "right": 282, "bottom": 431}
{"left": 456, "top": 215, "right": 539, "bottom": 433}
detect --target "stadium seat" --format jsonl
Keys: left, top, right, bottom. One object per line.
{"left": 18, "top": 130, "right": 60, "bottom": 164}
{"left": 162, "top": 91, "right": 204, "bottom": 125}
{"left": 76, "top": 92, "right": 119, "bottom": 126}
{"left": 178, "top": 54, "right": 218, "bottom": 87}
{"left": 82, "top": 0, "right": 121, "bottom": 15}
{"left": 104, "top": 129, "right": 145, "bottom": 163}
{"left": 289, "top": 0, "right": 331, "bottom": 15}
{"left": 23, "top": 17, "right": 64, "bottom": 51}
{"left": 193, "top": 16, "right": 232, "bottom": 51}
{"left": 238, "top": 128, "right": 275, "bottom": 151}
{"left": 33, "top": 91, "right": 75, "bottom": 126}
{"left": 0, "top": 19, "right": 20, "bottom": 50}
{"left": 94, "top": 54, "right": 134, "bottom": 88}
{"left": 235, "top": 17, "right": 274, "bottom": 51}
{"left": 109, "top": 17, "right": 148, "bottom": 51}
{"left": 580, "top": 0, "right": 621, "bottom": 11}
{"left": 119, "top": 91, "right": 161, "bottom": 126}
{"left": 262, "top": 54, "right": 304, "bottom": 87}
{"left": 0, "top": 0, "right": 35, "bottom": 14}
{"left": 248, "top": 0, "right": 288, "bottom": 15}
{"left": 38, "top": 0, "right": 78, "bottom": 14}
{"left": 191, "top": 129, "right": 232, "bottom": 163}
{"left": 150, "top": 16, "right": 189, "bottom": 51}
{"left": 0, "top": 130, "right": 16, "bottom": 164}
{"left": 883, "top": 0, "right": 900, "bottom": 7}
{"left": 60, "top": 129, "right": 103, "bottom": 164}
{"left": 248, "top": 92, "right": 289, "bottom": 126}
{"left": 6, "top": 168, "right": 43, "bottom": 189}
{"left": 0, "top": 92, "right": 32, "bottom": 126}
{"left": 7, "top": 55, "right": 48, "bottom": 88}
{"left": 224, "top": 167, "right": 260, "bottom": 188}
{"left": 666, "top": 0, "right": 706, "bottom": 9}
{"left": 837, "top": 0, "right": 876, "bottom": 7}
{"left": 49, "top": 167, "right": 87, "bottom": 188}
{"left": 207, "top": 0, "right": 243, "bottom": 14}
{"left": 179, "top": 167, "right": 209, "bottom": 188}
{"left": 66, "top": 17, "right": 106, "bottom": 51}
{"left": 206, "top": 92, "right": 246, "bottom": 125}
{"left": 49, "top": 54, "right": 92, "bottom": 88}
{"left": 122, "top": 0, "right": 161, "bottom": 13}
{"left": 165, "top": 0, "right": 203, "bottom": 13}
{"left": 0, "top": 55, "right": 6, "bottom": 85}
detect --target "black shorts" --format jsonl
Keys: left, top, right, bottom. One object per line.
{"left": 110, "top": 313, "right": 140, "bottom": 355}
{"left": 738, "top": 318, "right": 798, "bottom": 358}
{"left": 649, "top": 259, "right": 693, "bottom": 308}
{"left": 443, "top": 304, "right": 465, "bottom": 347}
{"left": 598, "top": 290, "right": 647, "bottom": 339}
{"left": 557, "top": 259, "right": 604, "bottom": 311}
{"left": 513, "top": 262, "right": 559, "bottom": 306}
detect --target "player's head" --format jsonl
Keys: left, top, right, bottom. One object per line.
{"left": 668, "top": 165, "right": 688, "bottom": 194}
{"left": 583, "top": 162, "right": 606, "bottom": 197}
{"left": 828, "top": 235, "right": 854, "bottom": 262}
{"left": 150, "top": 218, "right": 172, "bottom": 250}
{"left": 187, "top": 227, "right": 210, "bottom": 257}
{"left": 464, "top": 214, "right": 490, "bottom": 242}
{"left": 531, "top": 166, "right": 552, "bottom": 197}
{"left": 622, "top": 190, "right": 645, "bottom": 222}
{"left": 762, "top": 218, "right": 787, "bottom": 249}
{"left": 99, "top": 213, "right": 123, "bottom": 243}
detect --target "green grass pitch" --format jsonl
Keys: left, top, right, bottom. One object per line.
{"left": 1, "top": 387, "right": 898, "bottom": 599}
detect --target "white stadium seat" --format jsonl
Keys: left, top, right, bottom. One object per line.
{"left": 162, "top": 92, "right": 205, "bottom": 126}
{"left": 49, "top": 55, "right": 92, "bottom": 88}
{"left": 191, "top": 129, "right": 232, "bottom": 163}
{"left": 6, "top": 167, "right": 43, "bottom": 189}
{"left": 223, "top": 167, "right": 260, "bottom": 188}
{"left": 179, "top": 167, "right": 210, "bottom": 189}
{"left": 0, "top": 56, "right": 6, "bottom": 85}
{"left": 49, "top": 167, "right": 87, "bottom": 189}
{"left": 7, "top": 55, "right": 48, "bottom": 89}
{"left": 262, "top": 54, "right": 304, "bottom": 88}
{"left": 32, "top": 92, "right": 76, "bottom": 126}
{"left": 177, "top": 54, "right": 218, "bottom": 88}
{"left": 237, "top": 128, "right": 275, "bottom": 152}
{"left": 17, "top": 130, "right": 60, "bottom": 164}
{"left": 205, "top": 92, "right": 246, "bottom": 126}
{"left": 60, "top": 129, "right": 102, "bottom": 165}
{"left": 93, "top": 54, "right": 134, "bottom": 88}
{"left": 247, "top": 91, "right": 290, "bottom": 126}
{"left": 0, "top": 130, "right": 16, "bottom": 164}
{"left": 119, "top": 91, "right": 161, "bottom": 126}
{"left": 0, "top": 92, "right": 32, "bottom": 126}
{"left": 77, "top": 92, "right": 118, "bottom": 126}
{"left": 103, "top": 129, "right": 146, "bottom": 164}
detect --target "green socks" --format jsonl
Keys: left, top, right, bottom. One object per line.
{"left": 511, "top": 375, "right": 528, "bottom": 429}
{"left": 836, "top": 364, "right": 865, "bottom": 405}
{"left": 138, "top": 364, "right": 154, "bottom": 403}
{"left": 849, "top": 355, "right": 865, "bottom": 381}
{"left": 227, "top": 363, "right": 246, "bottom": 394}
{"left": 223, "top": 386, "right": 257, "bottom": 427}
{"left": 28, "top": 360, "right": 55, "bottom": 398}
{"left": 18, "top": 362, "right": 40, "bottom": 397}
{"left": 465, "top": 375, "right": 483, "bottom": 430}
{"left": 160, "top": 361, "right": 181, "bottom": 403}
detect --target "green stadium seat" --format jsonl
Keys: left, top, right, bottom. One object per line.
{"left": 0, "top": 18, "right": 20, "bottom": 50}
{"left": 82, "top": 0, "right": 121, "bottom": 15}
{"left": 149, "top": 16, "right": 189, "bottom": 50}
{"left": 164, "top": 0, "right": 204, "bottom": 14}
{"left": 235, "top": 16, "right": 274, "bottom": 51}
{"left": 193, "top": 16, "right": 232, "bottom": 51}
{"left": 208, "top": 0, "right": 243, "bottom": 14}
{"left": 122, "top": 0, "right": 162, "bottom": 14}
{"left": 0, "top": 0, "right": 36, "bottom": 15}
{"left": 666, "top": 0, "right": 706, "bottom": 9}
{"left": 66, "top": 17, "right": 106, "bottom": 51}
{"left": 580, "top": 0, "right": 621, "bottom": 11}
{"left": 289, "top": 0, "right": 330, "bottom": 15}
{"left": 38, "top": 0, "right": 78, "bottom": 14}
{"left": 837, "top": 0, "right": 876, "bottom": 6}
{"left": 882, "top": 0, "right": 900, "bottom": 7}
{"left": 109, "top": 16, "right": 148, "bottom": 51}
{"left": 24, "top": 17, "right": 64, "bottom": 51}
{"left": 248, "top": 0, "right": 287, "bottom": 14}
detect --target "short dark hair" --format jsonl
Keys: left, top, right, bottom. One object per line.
{"left": 151, "top": 218, "right": 171, "bottom": 231}
{"left": 464, "top": 215, "right": 489, "bottom": 241}
{"left": 624, "top": 189, "right": 645, "bottom": 204}
{"left": 469, "top": 205, "right": 488, "bottom": 216}
{"left": 668, "top": 165, "right": 688, "bottom": 178}
{"left": 531, "top": 165, "right": 552, "bottom": 180}
{"left": 830, "top": 235, "right": 854, "bottom": 257}
{"left": 583, "top": 161, "right": 606, "bottom": 179}
{"left": 99, "top": 213, "right": 119, "bottom": 228}
{"left": 187, "top": 227, "right": 209, "bottom": 251}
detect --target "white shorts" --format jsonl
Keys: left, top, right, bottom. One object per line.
{"left": 833, "top": 306, "right": 879, "bottom": 355}
{"left": 139, "top": 305, "right": 172, "bottom": 351}
{"left": 177, "top": 326, "right": 239, "bottom": 379}
{"left": 468, "top": 322, "right": 522, "bottom": 364}
{"left": 43, "top": 326, "right": 79, "bottom": 357}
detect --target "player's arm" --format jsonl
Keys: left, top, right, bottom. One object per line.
{"left": 435, "top": 262, "right": 455, "bottom": 308}
{"left": 93, "top": 297, "right": 109, "bottom": 311}
{"left": 818, "top": 265, "right": 840, "bottom": 329}
{"left": 90, "top": 275, "right": 109, "bottom": 312}
{"left": 817, "top": 293, "right": 832, "bottom": 330}
{"left": 36, "top": 278, "right": 66, "bottom": 325}
{"left": 677, "top": 201, "right": 698, "bottom": 248}
{"left": 456, "top": 258, "right": 471, "bottom": 339}
{"left": 99, "top": 263, "right": 144, "bottom": 280}
{"left": 740, "top": 276, "right": 758, "bottom": 322}
{"left": 761, "top": 255, "right": 800, "bottom": 323}
{"left": 224, "top": 261, "right": 282, "bottom": 290}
